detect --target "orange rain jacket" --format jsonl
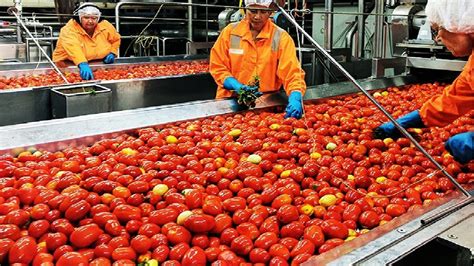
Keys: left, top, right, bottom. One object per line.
{"left": 420, "top": 50, "right": 474, "bottom": 127}
{"left": 210, "top": 18, "right": 306, "bottom": 99}
{"left": 53, "top": 19, "right": 121, "bottom": 66}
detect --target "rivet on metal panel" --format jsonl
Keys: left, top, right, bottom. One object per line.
{"left": 397, "top": 228, "right": 406, "bottom": 233}
{"left": 447, "top": 234, "right": 458, "bottom": 239}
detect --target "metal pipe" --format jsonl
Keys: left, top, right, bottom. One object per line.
{"left": 273, "top": 4, "right": 471, "bottom": 198}
{"left": 373, "top": 0, "right": 385, "bottom": 58}
{"left": 187, "top": 0, "right": 192, "bottom": 42}
{"left": 115, "top": 1, "right": 247, "bottom": 34}
{"left": 345, "top": 20, "right": 357, "bottom": 50}
{"left": 14, "top": 0, "right": 22, "bottom": 43}
{"left": 357, "top": 0, "right": 365, "bottom": 58}
{"left": 9, "top": 10, "right": 68, "bottom": 83}
{"left": 324, "top": 0, "right": 333, "bottom": 51}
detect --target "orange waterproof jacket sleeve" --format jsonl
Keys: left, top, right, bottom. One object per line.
{"left": 420, "top": 51, "right": 474, "bottom": 127}
{"left": 53, "top": 19, "right": 121, "bottom": 66}
{"left": 210, "top": 19, "right": 306, "bottom": 99}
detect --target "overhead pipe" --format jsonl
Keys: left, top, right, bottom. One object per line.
{"left": 357, "top": 0, "right": 365, "bottom": 58}
{"left": 324, "top": 0, "right": 333, "bottom": 51}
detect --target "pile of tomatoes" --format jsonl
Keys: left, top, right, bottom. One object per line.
{"left": 0, "top": 60, "right": 209, "bottom": 90}
{"left": 0, "top": 82, "right": 472, "bottom": 266}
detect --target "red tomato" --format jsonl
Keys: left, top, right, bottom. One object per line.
{"left": 113, "top": 204, "right": 142, "bottom": 223}
{"left": 303, "top": 225, "right": 325, "bottom": 248}
{"left": 9, "top": 236, "right": 37, "bottom": 264}
{"left": 181, "top": 246, "right": 207, "bottom": 265}
{"left": 183, "top": 214, "right": 216, "bottom": 233}
{"left": 276, "top": 204, "right": 299, "bottom": 224}
{"left": 149, "top": 208, "right": 179, "bottom": 226}
{"left": 56, "top": 252, "right": 88, "bottom": 266}
{"left": 230, "top": 235, "right": 253, "bottom": 256}
{"left": 69, "top": 224, "right": 103, "bottom": 248}
{"left": 112, "top": 247, "right": 137, "bottom": 261}
{"left": 130, "top": 235, "right": 152, "bottom": 254}
{"left": 359, "top": 210, "right": 381, "bottom": 229}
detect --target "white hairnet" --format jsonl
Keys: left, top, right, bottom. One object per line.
{"left": 245, "top": 0, "right": 273, "bottom": 7}
{"left": 425, "top": 0, "right": 474, "bottom": 33}
{"left": 78, "top": 5, "right": 101, "bottom": 20}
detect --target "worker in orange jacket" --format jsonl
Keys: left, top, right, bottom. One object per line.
{"left": 210, "top": 0, "right": 306, "bottom": 118}
{"left": 53, "top": 3, "right": 121, "bottom": 80}
{"left": 375, "top": 0, "right": 473, "bottom": 164}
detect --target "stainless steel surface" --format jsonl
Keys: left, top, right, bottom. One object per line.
{"left": 324, "top": 0, "right": 333, "bottom": 52}
{"left": 373, "top": 0, "right": 385, "bottom": 58}
{"left": 396, "top": 42, "right": 444, "bottom": 49}
{"left": 390, "top": 4, "right": 424, "bottom": 56}
{"left": 51, "top": 84, "right": 112, "bottom": 119}
{"left": 357, "top": 0, "right": 364, "bottom": 58}
{"left": 0, "top": 43, "right": 25, "bottom": 60}
{"left": 438, "top": 215, "right": 474, "bottom": 253}
{"left": 187, "top": 0, "right": 192, "bottom": 42}
{"left": 10, "top": 10, "right": 68, "bottom": 83}
{"left": 14, "top": 0, "right": 22, "bottom": 44}
{"left": 275, "top": 4, "right": 470, "bottom": 197}
{"left": 421, "top": 196, "right": 474, "bottom": 225}
{"left": 407, "top": 57, "right": 467, "bottom": 72}
{"left": 371, "top": 57, "right": 406, "bottom": 78}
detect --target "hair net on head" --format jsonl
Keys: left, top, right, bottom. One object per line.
{"left": 77, "top": 5, "right": 101, "bottom": 20}
{"left": 425, "top": 0, "right": 474, "bottom": 34}
{"left": 244, "top": 0, "right": 273, "bottom": 8}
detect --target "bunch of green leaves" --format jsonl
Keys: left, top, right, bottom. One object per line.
{"left": 237, "top": 76, "right": 261, "bottom": 108}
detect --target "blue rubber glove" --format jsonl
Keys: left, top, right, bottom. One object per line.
{"left": 445, "top": 131, "right": 474, "bottom": 164}
{"left": 223, "top": 77, "right": 259, "bottom": 95}
{"left": 78, "top": 62, "right": 94, "bottom": 80}
{"left": 285, "top": 91, "right": 303, "bottom": 119}
{"left": 103, "top": 53, "right": 116, "bottom": 64}
{"left": 374, "top": 110, "right": 424, "bottom": 139}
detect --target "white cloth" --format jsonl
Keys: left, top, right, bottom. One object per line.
{"left": 245, "top": 0, "right": 273, "bottom": 7}
{"left": 78, "top": 6, "right": 101, "bottom": 20}
{"left": 425, "top": 0, "right": 474, "bottom": 33}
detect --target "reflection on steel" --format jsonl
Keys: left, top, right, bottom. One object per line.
{"left": 373, "top": 0, "right": 384, "bottom": 58}
{"left": 273, "top": 3, "right": 471, "bottom": 197}
{"left": 324, "top": 0, "right": 333, "bottom": 51}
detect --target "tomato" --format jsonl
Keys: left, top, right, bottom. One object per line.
{"left": 342, "top": 204, "right": 362, "bottom": 221}
{"left": 4, "top": 209, "right": 30, "bottom": 227}
{"left": 211, "top": 214, "right": 232, "bottom": 234}
{"left": 254, "top": 232, "right": 279, "bottom": 250}
{"left": 280, "top": 221, "right": 304, "bottom": 239}
{"left": 113, "top": 204, "right": 142, "bottom": 223}
{"left": 167, "top": 226, "right": 192, "bottom": 245}
{"left": 249, "top": 248, "right": 271, "bottom": 263}
{"left": 70, "top": 224, "right": 103, "bottom": 248}
{"left": 94, "top": 244, "right": 113, "bottom": 259}
{"left": 149, "top": 208, "right": 179, "bottom": 226}
{"left": 385, "top": 203, "right": 406, "bottom": 217}
{"left": 9, "top": 236, "right": 37, "bottom": 264}
{"left": 303, "top": 225, "right": 325, "bottom": 248}
{"left": 56, "top": 252, "right": 88, "bottom": 266}
{"left": 65, "top": 200, "right": 91, "bottom": 222}
{"left": 169, "top": 242, "right": 190, "bottom": 261}
{"left": 130, "top": 235, "right": 152, "bottom": 254}
{"left": 359, "top": 210, "right": 381, "bottom": 229}
{"left": 112, "top": 247, "right": 137, "bottom": 261}
{"left": 191, "top": 234, "right": 210, "bottom": 249}
{"left": 230, "top": 235, "right": 253, "bottom": 256}
{"left": 43, "top": 232, "right": 68, "bottom": 252}
{"left": 182, "top": 247, "right": 207, "bottom": 265}
{"left": 276, "top": 204, "right": 299, "bottom": 224}
{"left": 90, "top": 257, "right": 112, "bottom": 266}
{"left": 151, "top": 244, "right": 170, "bottom": 262}
{"left": 0, "top": 224, "right": 21, "bottom": 240}
{"left": 290, "top": 239, "right": 315, "bottom": 257}
{"left": 0, "top": 238, "right": 14, "bottom": 262}
{"left": 32, "top": 252, "right": 54, "bottom": 266}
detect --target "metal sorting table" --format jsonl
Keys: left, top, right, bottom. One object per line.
{"left": 0, "top": 74, "right": 471, "bottom": 265}
{"left": 0, "top": 55, "right": 215, "bottom": 126}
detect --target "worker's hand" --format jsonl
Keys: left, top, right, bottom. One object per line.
{"left": 103, "top": 53, "right": 116, "bottom": 64}
{"left": 373, "top": 110, "right": 424, "bottom": 139}
{"left": 78, "top": 62, "right": 94, "bottom": 80}
{"left": 445, "top": 131, "right": 473, "bottom": 164}
{"left": 285, "top": 91, "right": 303, "bottom": 119}
{"left": 223, "top": 77, "right": 257, "bottom": 94}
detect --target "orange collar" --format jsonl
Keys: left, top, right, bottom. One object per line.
{"left": 231, "top": 19, "right": 274, "bottom": 41}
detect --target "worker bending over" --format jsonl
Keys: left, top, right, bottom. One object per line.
{"left": 210, "top": 0, "right": 306, "bottom": 119}
{"left": 375, "top": 0, "right": 473, "bottom": 164}
{"left": 53, "top": 3, "right": 121, "bottom": 80}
